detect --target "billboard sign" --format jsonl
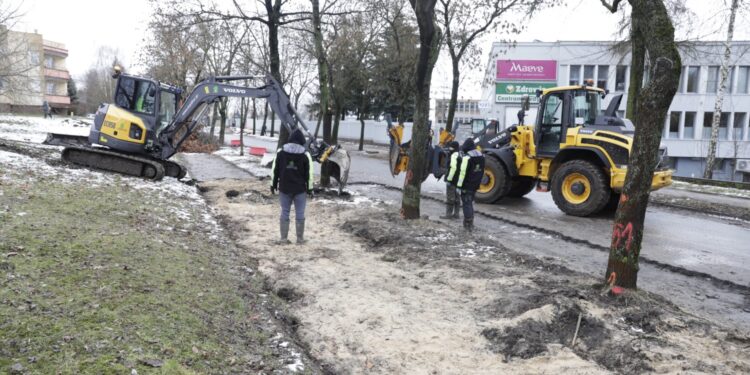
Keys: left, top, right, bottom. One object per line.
{"left": 497, "top": 59, "right": 557, "bottom": 81}
{"left": 495, "top": 82, "right": 557, "bottom": 103}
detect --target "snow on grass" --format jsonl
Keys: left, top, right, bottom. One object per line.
{"left": 0, "top": 114, "right": 90, "bottom": 143}
{"left": 214, "top": 146, "right": 272, "bottom": 177}
{"left": 670, "top": 180, "right": 750, "bottom": 199}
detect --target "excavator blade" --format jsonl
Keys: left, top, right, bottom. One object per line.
{"left": 325, "top": 148, "right": 351, "bottom": 192}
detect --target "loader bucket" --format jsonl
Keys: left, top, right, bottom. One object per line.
{"left": 325, "top": 148, "right": 351, "bottom": 193}
{"left": 431, "top": 145, "right": 448, "bottom": 180}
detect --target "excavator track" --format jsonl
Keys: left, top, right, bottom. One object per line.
{"left": 62, "top": 146, "right": 166, "bottom": 181}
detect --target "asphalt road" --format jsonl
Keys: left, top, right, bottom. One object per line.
{"left": 222, "top": 133, "right": 750, "bottom": 329}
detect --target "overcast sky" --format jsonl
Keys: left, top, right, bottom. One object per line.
{"left": 8, "top": 0, "right": 748, "bottom": 97}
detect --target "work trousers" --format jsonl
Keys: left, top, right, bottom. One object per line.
{"left": 461, "top": 190, "right": 475, "bottom": 220}
{"left": 280, "top": 192, "right": 307, "bottom": 221}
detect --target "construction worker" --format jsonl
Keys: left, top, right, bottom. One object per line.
{"left": 271, "top": 129, "right": 314, "bottom": 244}
{"left": 440, "top": 141, "right": 461, "bottom": 219}
{"left": 456, "top": 138, "right": 485, "bottom": 231}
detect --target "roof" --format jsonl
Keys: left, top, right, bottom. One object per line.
{"left": 542, "top": 85, "right": 605, "bottom": 95}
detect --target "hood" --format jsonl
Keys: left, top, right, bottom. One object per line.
{"left": 288, "top": 129, "right": 306, "bottom": 146}
{"left": 282, "top": 143, "right": 306, "bottom": 154}
{"left": 448, "top": 141, "right": 460, "bottom": 151}
{"left": 461, "top": 138, "right": 476, "bottom": 152}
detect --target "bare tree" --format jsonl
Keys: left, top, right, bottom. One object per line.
{"left": 601, "top": 0, "right": 682, "bottom": 289}
{"left": 401, "top": 0, "right": 442, "bottom": 219}
{"left": 703, "top": 0, "right": 741, "bottom": 179}
{"left": 437, "top": 0, "right": 549, "bottom": 131}
{"left": 78, "top": 47, "right": 126, "bottom": 114}
{"left": 0, "top": 3, "right": 36, "bottom": 105}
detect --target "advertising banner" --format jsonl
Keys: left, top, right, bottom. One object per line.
{"left": 495, "top": 82, "right": 557, "bottom": 103}
{"left": 497, "top": 59, "right": 557, "bottom": 81}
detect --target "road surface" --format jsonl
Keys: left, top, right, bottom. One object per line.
{"left": 218, "top": 133, "right": 750, "bottom": 329}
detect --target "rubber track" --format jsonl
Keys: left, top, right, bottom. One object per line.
{"left": 348, "top": 181, "right": 750, "bottom": 296}
{"left": 62, "top": 146, "right": 165, "bottom": 180}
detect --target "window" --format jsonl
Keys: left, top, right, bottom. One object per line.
{"left": 45, "top": 56, "right": 54, "bottom": 69}
{"left": 615, "top": 65, "right": 627, "bottom": 91}
{"left": 569, "top": 65, "right": 580, "bottom": 86}
{"left": 583, "top": 65, "right": 595, "bottom": 86}
{"left": 733, "top": 113, "right": 746, "bottom": 140}
{"left": 669, "top": 112, "right": 680, "bottom": 138}
{"left": 597, "top": 65, "right": 609, "bottom": 90}
{"left": 28, "top": 51, "right": 40, "bottom": 64}
{"left": 115, "top": 77, "right": 156, "bottom": 115}
{"left": 686, "top": 66, "right": 700, "bottom": 93}
{"left": 46, "top": 82, "right": 55, "bottom": 95}
{"left": 159, "top": 91, "right": 178, "bottom": 130}
{"left": 572, "top": 90, "right": 601, "bottom": 125}
{"left": 737, "top": 66, "right": 749, "bottom": 94}
{"left": 684, "top": 112, "right": 696, "bottom": 139}
{"left": 702, "top": 112, "right": 729, "bottom": 139}
{"left": 707, "top": 66, "right": 719, "bottom": 93}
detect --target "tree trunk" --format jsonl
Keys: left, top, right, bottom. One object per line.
{"left": 252, "top": 98, "right": 257, "bottom": 135}
{"left": 240, "top": 98, "right": 246, "bottom": 156}
{"left": 266, "top": 0, "right": 288, "bottom": 150}
{"left": 332, "top": 105, "right": 341, "bottom": 145}
{"left": 271, "top": 111, "right": 276, "bottom": 137}
{"left": 312, "top": 0, "right": 333, "bottom": 187}
{"left": 262, "top": 101, "right": 269, "bottom": 134}
{"left": 219, "top": 98, "right": 227, "bottom": 145}
{"left": 605, "top": 0, "right": 682, "bottom": 289}
{"left": 358, "top": 116, "right": 366, "bottom": 151}
{"left": 209, "top": 104, "right": 218, "bottom": 139}
{"left": 446, "top": 58, "right": 460, "bottom": 132}
{"left": 402, "top": 0, "right": 441, "bottom": 219}
{"left": 703, "top": 0, "right": 738, "bottom": 179}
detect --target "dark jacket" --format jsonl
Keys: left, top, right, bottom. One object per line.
{"left": 272, "top": 130, "right": 313, "bottom": 195}
{"left": 457, "top": 139, "right": 484, "bottom": 191}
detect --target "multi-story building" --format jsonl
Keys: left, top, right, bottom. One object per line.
{"left": 479, "top": 41, "right": 750, "bottom": 181}
{"left": 434, "top": 98, "right": 482, "bottom": 126}
{"left": 0, "top": 29, "right": 70, "bottom": 113}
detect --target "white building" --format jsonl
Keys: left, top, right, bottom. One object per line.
{"left": 480, "top": 41, "right": 750, "bottom": 182}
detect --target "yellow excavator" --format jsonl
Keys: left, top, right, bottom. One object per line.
{"left": 46, "top": 68, "right": 350, "bottom": 187}
{"left": 387, "top": 85, "right": 673, "bottom": 216}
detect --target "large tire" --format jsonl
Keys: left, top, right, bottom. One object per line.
{"left": 602, "top": 192, "right": 621, "bottom": 213}
{"left": 551, "top": 160, "right": 611, "bottom": 216}
{"left": 475, "top": 156, "right": 511, "bottom": 203}
{"left": 507, "top": 176, "right": 536, "bottom": 198}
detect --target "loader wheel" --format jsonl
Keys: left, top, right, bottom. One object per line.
{"left": 507, "top": 176, "right": 536, "bottom": 198}
{"left": 602, "top": 193, "right": 621, "bottom": 213}
{"left": 476, "top": 157, "right": 510, "bottom": 203}
{"left": 551, "top": 160, "right": 610, "bottom": 216}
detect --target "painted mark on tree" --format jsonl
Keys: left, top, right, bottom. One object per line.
{"left": 620, "top": 194, "right": 628, "bottom": 204}
{"left": 612, "top": 222, "right": 634, "bottom": 254}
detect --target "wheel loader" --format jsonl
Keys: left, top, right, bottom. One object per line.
{"left": 387, "top": 85, "right": 673, "bottom": 216}
{"left": 45, "top": 67, "right": 350, "bottom": 187}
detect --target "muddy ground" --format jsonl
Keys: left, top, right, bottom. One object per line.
{"left": 203, "top": 178, "right": 750, "bottom": 374}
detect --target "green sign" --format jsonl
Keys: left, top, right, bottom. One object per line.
{"left": 495, "top": 82, "right": 556, "bottom": 103}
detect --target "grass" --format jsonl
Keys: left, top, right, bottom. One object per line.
{"left": 0, "top": 164, "right": 277, "bottom": 373}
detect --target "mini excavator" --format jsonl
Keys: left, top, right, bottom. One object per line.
{"left": 45, "top": 67, "right": 350, "bottom": 186}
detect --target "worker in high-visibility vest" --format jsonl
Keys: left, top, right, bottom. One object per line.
{"left": 456, "top": 138, "right": 485, "bottom": 232}
{"left": 440, "top": 141, "right": 461, "bottom": 220}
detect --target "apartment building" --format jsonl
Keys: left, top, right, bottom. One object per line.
{"left": 479, "top": 41, "right": 750, "bottom": 181}
{"left": 0, "top": 29, "right": 70, "bottom": 113}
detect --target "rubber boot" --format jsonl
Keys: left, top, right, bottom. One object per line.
{"left": 463, "top": 218, "right": 474, "bottom": 232}
{"left": 296, "top": 219, "right": 306, "bottom": 244}
{"left": 453, "top": 203, "right": 461, "bottom": 219}
{"left": 439, "top": 204, "right": 454, "bottom": 219}
{"left": 277, "top": 219, "right": 291, "bottom": 244}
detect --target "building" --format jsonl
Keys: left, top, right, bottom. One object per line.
{"left": 434, "top": 98, "right": 482, "bottom": 126}
{"left": 0, "top": 29, "right": 71, "bottom": 113}
{"left": 479, "top": 41, "right": 750, "bottom": 181}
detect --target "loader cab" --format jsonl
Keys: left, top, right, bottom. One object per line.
{"left": 534, "top": 86, "right": 604, "bottom": 156}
